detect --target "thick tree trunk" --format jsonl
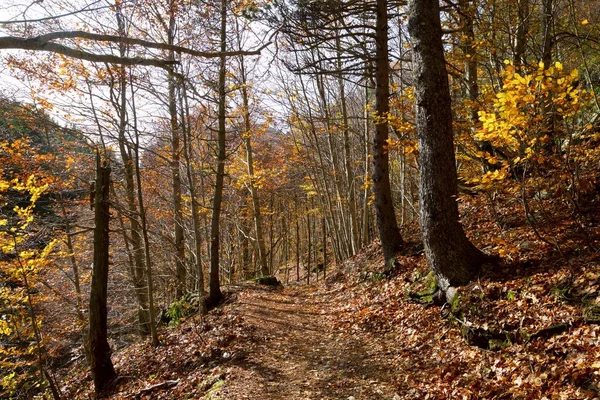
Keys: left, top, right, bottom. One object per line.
{"left": 374, "top": 0, "right": 403, "bottom": 264}
{"left": 408, "top": 0, "right": 485, "bottom": 296}
{"left": 88, "top": 153, "right": 116, "bottom": 393}
{"left": 209, "top": 0, "right": 227, "bottom": 306}
{"left": 514, "top": 0, "right": 529, "bottom": 69}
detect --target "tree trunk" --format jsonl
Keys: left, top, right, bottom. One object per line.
{"left": 295, "top": 217, "right": 300, "bottom": 282}
{"left": 88, "top": 152, "right": 117, "bottom": 393}
{"left": 362, "top": 78, "right": 371, "bottom": 247}
{"left": 306, "top": 209, "right": 311, "bottom": 285}
{"left": 238, "top": 53, "right": 269, "bottom": 277}
{"left": 459, "top": 0, "right": 495, "bottom": 172}
{"left": 408, "top": 0, "right": 486, "bottom": 298}
{"left": 209, "top": 0, "right": 227, "bottom": 306}
{"left": 130, "top": 73, "right": 160, "bottom": 346}
{"left": 541, "top": 0, "right": 554, "bottom": 67}
{"left": 459, "top": 0, "right": 478, "bottom": 124}
{"left": 167, "top": 6, "right": 186, "bottom": 299}
{"left": 514, "top": 0, "right": 529, "bottom": 69}
{"left": 335, "top": 30, "right": 359, "bottom": 256}
{"left": 180, "top": 80, "right": 207, "bottom": 315}
{"left": 374, "top": 0, "right": 403, "bottom": 264}
{"left": 114, "top": 6, "right": 151, "bottom": 336}
{"left": 58, "top": 196, "right": 85, "bottom": 323}
{"left": 322, "top": 216, "right": 327, "bottom": 279}
{"left": 541, "top": 0, "right": 556, "bottom": 140}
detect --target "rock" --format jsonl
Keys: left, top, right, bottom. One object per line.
{"left": 255, "top": 276, "right": 281, "bottom": 286}
{"left": 534, "top": 190, "right": 552, "bottom": 201}
{"left": 518, "top": 241, "right": 534, "bottom": 251}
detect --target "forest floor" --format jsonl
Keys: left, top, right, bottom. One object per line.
{"left": 59, "top": 195, "right": 600, "bottom": 399}
{"left": 62, "top": 280, "right": 403, "bottom": 399}
{"left": 61, "top": 240, "right": 600, "bottom": 400}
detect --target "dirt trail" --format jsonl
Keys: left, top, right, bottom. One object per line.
{"left": 217, "top": 285, "right": 399, "bottom": 400}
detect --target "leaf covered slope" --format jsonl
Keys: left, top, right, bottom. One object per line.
{"left": 59, "top": 186, "right": 600, "bottom": 399}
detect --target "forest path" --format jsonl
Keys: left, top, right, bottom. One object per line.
{"left": 218, "top": 284, "right": 399, "bottom": 400}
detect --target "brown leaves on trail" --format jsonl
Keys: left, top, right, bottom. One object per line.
{"left": 57, "top": 190, "right": 600, "bottom": 400}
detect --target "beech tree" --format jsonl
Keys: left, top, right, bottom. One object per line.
{"left": 208, "top": 0, "right": 229, "bottom": 306}
{"left": 408, "top": 0, "right": 486, "bottom": 301}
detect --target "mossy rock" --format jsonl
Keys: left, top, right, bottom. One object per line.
{"left": 584, "top": 304, "right": 600, "bottom": 324}
{"left": 254, "top": 276, "right": 281, "bottom": 286}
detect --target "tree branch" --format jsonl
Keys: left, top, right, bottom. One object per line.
{"left": 0, "top": 30, "right": 273, "bottom": 68}
{"left": 0, "top": 36, "right": 177, "bottom": 68}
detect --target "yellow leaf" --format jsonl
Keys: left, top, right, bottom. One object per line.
{"left": 581, "top": 19, "right": 589, "bottom": 25}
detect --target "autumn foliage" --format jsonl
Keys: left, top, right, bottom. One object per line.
{"left": 1, "top": 0, "right": 600, "bottom": 398}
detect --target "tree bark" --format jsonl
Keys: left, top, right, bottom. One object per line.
{"left": 165, "top": 2, "right": 187, "bottom": 299}
{"left": 238, "top": 51, "right": 269, "bottom": 277}
{"left": 514, "top": 0, "right": 529, "bottom": 69}
{"left": 209, "top": 0, "right": 227, "bottom": 306}
{"left": 408, "top": 0, "right": 486, "bottom": 297}
{"left": 114, "top": 5, "right": 151, "bottom": 336}
{"left": 374, "top": 0, "right": 403, "bottom": 264}
{"left": 88, "top": 152, "right": 117, "bottom": 393}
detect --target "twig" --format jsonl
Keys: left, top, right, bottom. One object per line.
{"left": 137, "top": 379, "right": 180, "bottom": 395}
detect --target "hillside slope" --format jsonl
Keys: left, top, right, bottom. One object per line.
{"left": 59, "top": 228, "right": 600, "bottom": 399}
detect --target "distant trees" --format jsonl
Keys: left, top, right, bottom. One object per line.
{"left": 0, "top": 99, "right": 90, "bottom": 398}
